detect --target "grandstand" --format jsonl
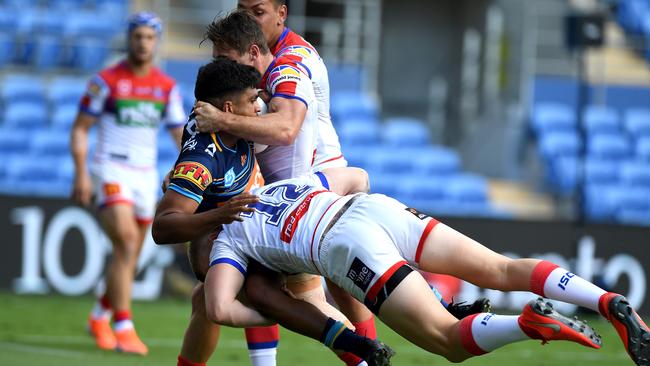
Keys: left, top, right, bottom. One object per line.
{"left": 0, "top": 0, "right": 649, "bottom": 364}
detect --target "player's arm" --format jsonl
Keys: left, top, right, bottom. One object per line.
{"left": 194, "top": 97, "right": 306, "bottom": 145}
{"left": 321, "top": 167, "right": 370, "bottom": 195}
{"left": 204, "top": 263, "right": 273, "bottom": 327}
{"left": 168, "top": 126, "right": 184, "bottom": 147}
{"left": 70, "top": 111, "right": 98, "bottom": 206}
{"left": 152, "top": 190, "right": 258, "bottom": 244}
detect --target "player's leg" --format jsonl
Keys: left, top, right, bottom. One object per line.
{"left": 418, "top": 221, "right": 650, "bottom": 364}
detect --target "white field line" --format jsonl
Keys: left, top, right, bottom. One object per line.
{"left": 0, "top": 341, "right": 87, "bottom": 358}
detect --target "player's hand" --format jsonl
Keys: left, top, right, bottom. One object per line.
{"left": 161, "top": 169, "right": 173, "bottom": 193}
{"left": 71, "top": 173, "right": 93, "bottom": 207}
{"left": 213, "top": 193, "right": 260, "bottom": 224}
{"left": 194, "top": 101, "right": 226, "bottom": 133}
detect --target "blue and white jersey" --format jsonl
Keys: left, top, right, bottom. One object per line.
{"left": 209, "top": 173, "right": 354, "bottom": 275}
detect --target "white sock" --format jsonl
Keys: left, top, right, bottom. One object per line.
{"left": 356, "top": 362, "right": 368, "bottom": 366}
{"left": 462, "top": 313, "right": 527, "bottom": 353}
{"left": 542, "top": 268, "right": 606, "bottom": 312}
{"left": 113, "top": 319, "right": 134, "bottom": 332}
{"left": 91, "top": 301, "right": 112, "bottom": 320}
{"left": 248, "top": 348, "right": 277, "bottom": 366}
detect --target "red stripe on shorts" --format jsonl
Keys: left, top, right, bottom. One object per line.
{"left": 415, "top": 219, "right": 440, "bottom": 264}
{"left": 366, "top": 260, "right": 408, "bottom": 302}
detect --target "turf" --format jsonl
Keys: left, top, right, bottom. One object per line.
{"left": 0, "top": 292, "right": 633, "bottom": 366}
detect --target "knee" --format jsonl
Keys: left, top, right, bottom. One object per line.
{"left": 191, "top": 284, "right": 206, "bottom": 314}
{"left": 112, "top": 231, "right": 140, "bottom": 262}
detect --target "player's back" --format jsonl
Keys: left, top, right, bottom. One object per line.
{"left": 214, "top": 174, "right": 354, "bottom": 275}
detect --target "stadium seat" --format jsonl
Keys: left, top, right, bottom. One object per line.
{"left": 637, "top": 136, "right": 650, "bottom": 160}
{"left": 547, "top": 156, "right": 580, "bottom": 195}
{"left": 0, "top": 32, "right": 16, "bottom": 67}
{"left": 538, "top": 131, "right": 581, "bottom": 160}
{"left": 0, "top": 74, "right": 47, "bottom": 104}
{"left": 70, "top": 37, "right": 109, "bottom": 72}
{"left": 7, "top": 155, "right": 63, "bottom": 182}
{"left": 0, "top": 9, "right": 18, "bottom": 33}
{"left": 624, "top": 109, "right": 650, "bottom": 137}
{"left": 32, "top": 35, "right": 64, "bottom": 70}
{"left": 442, "top": 173, "right": 488, "bottom": 203}
{"left": 2, "top": 102, "right": 48, "bottom": 130}
{"left": 48, "top": 77, "right": 87, "bottom": 107}
{"left": 586, "top": 133, "right": 631, "bottom": 160}
{"left": 617, "top": 186, "right": 650, "bottom": 211}
{"left": 337, "top": 117, "right": 380, "bottom": 146}
{"left": 65, "top": 11, "right": 119, "bottom": 40}
{"left": 620, "top": 160, "right": 650, "bottom": 186}
{"left": 616, "top": 208, "right": 650, "bottom": 226}
{"left": 584, "top": 158, "right": 618, "bottom": 184}
{"left": 531, "top": 102, "right": 576, "bottom": 134}
{"left": 410, "top": 145, "right": 461, "bottom": 175}
{"left": 51, "top": 104, "right": 78, "bottom": 130}
{"left": 326, "top": 63, "right": 365, "bottom": 93}
{"left": 32, "top": 130, "right": 70, "bottom": 156}
{"left": 0, "top": 128, "right": 31, "bottom": 154}
{"left": 330, "top": 91, "right": 379, "bottom": 122}
{"left": 583, "top": 105, "right": 620, "bottom": 135}
{"left": 369, "top": 148, "right": 413, "bottom": 174}
{"left": 382, "top": 117, "right": 430, "bottom": 147}
{"left": 157, "top": 130, "right": 179, "bottom": 163}
{"left": 583, "top": 183, "right": 618, "bottom": 221}
{"left": 370, "top": 172, "right": 404, "bottom": 198}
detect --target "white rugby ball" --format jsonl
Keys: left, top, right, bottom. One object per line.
{"left": 254, "top": 96, "right": 269, "bottom": 153}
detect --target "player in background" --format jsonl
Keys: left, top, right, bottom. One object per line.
{"left": 70, "top": 12, "right": 185, "bottom": 355}
{"left": 154, "top": 57, "right": 393, "bottom": 366}
{"left": 206, "top": 173, "right": 650, "bottom": 366}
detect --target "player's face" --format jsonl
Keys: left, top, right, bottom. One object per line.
{"left": 212, "top": 44, "right": 254, "bottom": 67}
{"left": 129, "top": 26, "right": 158, "bottom": 64}
{"left": 237, "top": 0, "right": 286, "bottom": 47}
{"left": 231, "top": 88, "right": 261, "bottom": 117}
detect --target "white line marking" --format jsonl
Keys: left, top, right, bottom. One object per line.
{"left": 0, "top": 341, "right": 86, "bottom": 358}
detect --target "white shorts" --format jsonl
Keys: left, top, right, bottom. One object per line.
{"left": 318, "top": 194, "right": 438, "bottom": 306}
{"left": 91, "top": 161, "right": 159, "bottom": 223}
{"left": 312, "top": 121, "right": 348, "bottom": 171}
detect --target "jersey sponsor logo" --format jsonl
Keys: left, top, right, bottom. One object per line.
{"left": 87, "top": 78, "right": 103, "bottom": 97}
{"left": 224, "top": 168, "right": 235, "bottom": 188}
{"left": 405, "top": 207, "right": 430, "bottom": 220}
{"left": 182, "top": 137, "right": 198, "bottom": 152}
{"left": 557, "top": 271, "right": 575, "bottom": 291}
{"left": 346, "top": 257, "right": 375, "bottom": 292}
{"left": 172, "top": 162, "right": 213, "bottom": 190}
{"left": 103, "top": 182, "right": 121, "bottom": 197}
{"left": 117, "top": 79, "right": 132, "bottom": 95}
{"left": 268, "top": 65, "right": 302, "bottom": 90}
{"left": 205, "top": 143, "right": 217, "bottom": 157}
{"left": 116, "top": 100, "right": 164, "bottom": 127}
{"left": 153, "top": 87, "right": 164, "bottom": 99}
{"left": 280, "top": 190, "right": 326, "bottom": 243}
{"left": 240, "top": 154, "right": 247, "bottom": 166}
{"left": 282, "top": 45, "right": 313, "bottom": 58}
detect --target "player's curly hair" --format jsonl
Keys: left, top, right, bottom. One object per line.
{"left": 204, "top": 10, "right": 270, "bottom": 55}
{"left": 194, "top": 56, "right": 261, "bottom": 106}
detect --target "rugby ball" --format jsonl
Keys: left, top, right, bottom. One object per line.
{"left": 254, "top": 97, "right": 269, "bottom": 153}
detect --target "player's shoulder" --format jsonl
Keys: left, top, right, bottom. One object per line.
{"left": 149, "top": 66, "right": 177, "bottom": 89}
{"left": 269, "top": 56, "right": 310, "bottom": 80}
{"left": 96, "top": 60, "right": 129, "bottom": 85}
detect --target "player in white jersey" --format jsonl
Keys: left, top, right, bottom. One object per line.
{"left": 205, "top": 172, "right": 650, "bottom": 366}
{"left": 70, "top": 12, "right": 184, "bottom": 355}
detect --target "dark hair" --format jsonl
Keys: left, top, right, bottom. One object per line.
{"left": 271, "top": 0, "right": 287, "bottom": 6}
{"left": 194, "top": 56, "right": 261, "bottom": 107}
{"left": 204, "top": 10, "right": 270, "bottom": 55}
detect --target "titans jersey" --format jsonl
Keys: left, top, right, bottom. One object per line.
{"left": 256, "top": 53, "right": 319, "bottom": 183}
{"left": 272, "top": 28, "right": 346, "bottom": 170}
{"left": 168, "top": 118, "right": 263, "bottom": 212}
{"left": 210, "top": 174, "right": 355, "bottom": 275}
{"left": 80, "top": 61, "right": 185, "bottom": 168}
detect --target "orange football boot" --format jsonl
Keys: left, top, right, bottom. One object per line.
{"left": 87, "top": 316, "right": 117, "bottom": 350}
{"left": 115, "top": 328, "right": 148, "bottom": 355}
{"left": 600, "top": 293, "right": 650, "bottom": 365}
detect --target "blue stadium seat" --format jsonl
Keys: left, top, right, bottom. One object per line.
{"left": 410, "top": 146, "right": 461, "bottom": 175}
{"left": 51, "top": 104, "right": 78, "bottom": 130}
{"left": 7, "top": 155, "right": 63, "bottom": 182}
{"left": 587, "top": 134, "right": 631, "bottom": 160}
{"left": 637, "top": 136, "right": 650, "bottom": 160}
{"left": 330, "top": 91, "right": 379, "bottom": 122}
{"left": 620, "top": 160, "right": 650, "bottom": 186}
{"left": 32, "top": 36, "right": 64, "bottom": 70}
{"left": 584, "top": 183, "right": 618, "bottom": 222}
{"left": 370, "top": 173, "right": 404, "bottom": 198}
{"left": 382, "top": 117, "right": 430, "bottom": 147}
{"left": 583, "top": 105, "right": 620, "bottom": 135}
{"left": 548, "top": 156, "right": 580, "bottom": 195}
{"left": 326, "top": 63, "right": 365, "bottom": 93}
{"left": 538, "top": 131, "right": 581, "bottom": 159}
{"left": 442, "top": 173, "right": 488, "bottom": 203}
{"left": 70, "top": 37, "right": 109, "bottom": 72}
{"left": 32, "top": 10, "right": 66, "bottom": 35}
{"left": 158, "top": 130, "right": 179, "bottom": 163}
{"left": 531, "top": 103, "right": 576, "bottom": 134}
{"left": 369, "top": 149, "right": 413, "bottom": 174}
{"left": 65, "top": 11, "right": 119, "bottom": 40}
{"left": 337, "top": 117, "right": 380, "bottom": 146}
{"left": 617, "top": 208, "right": 650, "bottom": 226}
{"left": 0, "top": 9, "right": 18, "bottom": 33}
{"left": 32, "top": 130, "right": 70, "bottom": 156}
{"left": 0, "top": 128, "right": 31, "bottom": 154}
{"left": 2, "top": 102, "right": 48, "bottom": 130}
{"left": 624, "top": 109, "right": 650, "bottom": 137}
{"left": 584, "top": 158, "right": 618, "bottom": 184}
{"left": 0, "top": 32, "right": 16, "bottom": 67}
{"left": 0, "top": 74, "right": 47, "bottom": 104}
{"left": 48, "top": 77, "right": 86, "bottom": 107}
{"left": 617, "top": 186, "right": 650, "bottom": 211}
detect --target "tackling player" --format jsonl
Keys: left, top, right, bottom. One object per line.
{"left": 70, "top": 12, "right": 185, "bottom": 355}
{"left": 206, "top": 173, "right": 650, "bottom": 366}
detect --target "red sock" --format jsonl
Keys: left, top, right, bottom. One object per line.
{"left": 113, "top": 310, "right": 131, "bottom": 323}
{"left": 99, "top": 294, "right": 112, "bottom": 310}
{"left": 244, "top": 325, "right": 279, "bottom": 349}
{"left": 177, "top": 355, "right": 206, "bottom": 366}
{"left": 529, "top": 260, "right": 559, "bottom": 297}
{"left": 338, "top": 316, "right": 378, "bottom": 366}
{"left": 458, "top": 314, "right": 487, "bottom": 356}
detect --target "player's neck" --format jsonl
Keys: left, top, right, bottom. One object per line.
{"left": 126, "top": 57, "right": 153, "bottom": 77}
{"left": 269, "top": 26, "right": 287, "bottom": 50}
{"left": 217, "top": 131, "right": 238, "bottom": 149}
{"left": 259, "top": 53, "right": 275, "bottom": 75}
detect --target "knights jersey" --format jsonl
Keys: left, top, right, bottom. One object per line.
{"left": 210, "top": 174, "right": 356, "bottom": 275}
{"left": 168, "top": 118, "right": 264, "bottom": 212}
{"left": 79, "top": 61, "right": 185, "bottom": 168}
{"left": 272, "top": 28, "right": 346, "bottom": 170}
{"left": 256, "top": 51, "right": 319, "bottom": 183}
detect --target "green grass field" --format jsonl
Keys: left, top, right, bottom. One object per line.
{"left": 0, "top": 292, "right": 634, "bottom": 366}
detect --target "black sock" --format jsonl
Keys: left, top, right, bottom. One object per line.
{"left": 320, "top": 318, "right": 375, "bottom": 360}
